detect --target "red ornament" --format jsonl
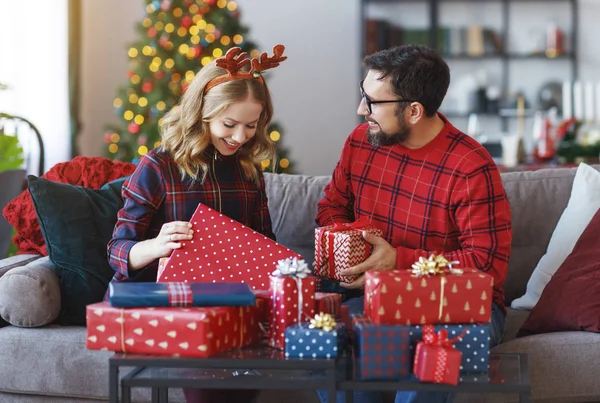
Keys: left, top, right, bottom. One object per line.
{"left": 193, "top": 45, "right": 202, "bottom": 57}
{"left": 147, "top": 27, "right": 157, "bottom": 38}
{"left": 184, "top": 0, "right": 193, "bottom": 6}
{"left": 181, "top": 16, "right": 192, "bottom": 29}
{"left": 231, "top": 10, "right": 240, "bottom": 18}
{"left": 160, "top": 0, "right": 171, "bottom": 11}
{"left": 158, "top": 35, "right": 169, "bottom": 47}
{"left": 128, "top": 122, "right": 140, "bottom": 134}
{"left": 103, "top": 132, "right": 113, "bottom": 144}
{"left": 127, "top": 70, "right": 135, "bottom": 78}
{"left": 142, "top": 81, "right": 154, "bottom": 93}
{"left": 205, "top": 0, "right": 216, "bottom": 5}
{"left": 154, "top": 70, "right": 165, "bottom": 80}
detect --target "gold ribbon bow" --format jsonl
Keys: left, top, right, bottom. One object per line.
{"left": 309, "top": 312, "right": 336, "bottom": 332}
{"left": 411, "top": 254, "right": 462, "bottom": 277}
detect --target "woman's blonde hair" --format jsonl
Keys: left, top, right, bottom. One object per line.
{"left": 160, "top": 61, "right": 275, "bottom": 183}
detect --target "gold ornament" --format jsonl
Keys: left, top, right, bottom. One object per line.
{"left": 309, "top": 312, "right": 337, "bottom": 332}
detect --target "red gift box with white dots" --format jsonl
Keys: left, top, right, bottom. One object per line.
{"left": 268, "top": 276, "right": 316, "bottom": 350}
{"left": 158, "top": 203, "right": 302, "bottom": 290}
{"left": 85, "top": 302, "right": 261, "bottom": 358}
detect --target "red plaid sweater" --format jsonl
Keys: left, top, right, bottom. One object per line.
{"left": 316, "top": 117, "right": 512, "bottom": 311}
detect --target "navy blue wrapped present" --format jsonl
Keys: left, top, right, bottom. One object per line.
{"left": 284, "top": 322, "right": 346, "bottom": 359}
{"left": 353, "top": 316, "right": 412, "bottom": 380}
{"left": 108, "top": 282, "right": 256, "bottom": 308}
{"left": 408, "top": 323, "right": 491, "bottom": 374}
{"left": 352, "top": 317, "right": 491, "bottom": 380}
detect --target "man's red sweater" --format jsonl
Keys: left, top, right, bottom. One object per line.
{"left": 316, "top": 117, "right": 512, "bottom": 311}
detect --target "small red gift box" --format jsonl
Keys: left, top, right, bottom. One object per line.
{"left": 413, "top": 327, "right": 463, "bottom": 385}
{"left": 314, "top": 218, "right": 383, "bottom": 282}
{"left": 86, "top": 302, "right": 261, "bottom": 358}
{"left": 158, "top": 203, "right": 302, "bottom": 290}
{"left": 315, "top": 292, "right": 342, "bottom": 318}
{"left": 268, "top": 258, "right": 316, "bottom": 349}
{"left": 364, "top": 267, "right": 493, "bottom": 325}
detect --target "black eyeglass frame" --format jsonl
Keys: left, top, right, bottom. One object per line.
{"left": 359, "top": 79, "right": 419, "bottom": 114}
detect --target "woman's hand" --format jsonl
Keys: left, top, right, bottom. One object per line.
{"left": 128, "top": 221, "right": 194, "bottom": 271}
{"left": 154, "top": 221, "right": 194, "bottom": 257}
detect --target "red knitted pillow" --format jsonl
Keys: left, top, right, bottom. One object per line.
{"left": 2, "top": 156, "right": 136, "bottom": 256}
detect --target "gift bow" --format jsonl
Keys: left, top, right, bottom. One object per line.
{"left": 273, "top": 257, "right": 311, "bottom": 325}
{"left": 411, "top": 254, "right": 462, "bottom": 277}
{"left": 422, "top": 327, "right": 466, "bottom": 348}
{"left": 328, "top": 216, "right": 371, "bottom": 233}
{"left": 309, "top": 312, "right": 336, "bottom": 332}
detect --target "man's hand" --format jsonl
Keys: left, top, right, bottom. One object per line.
{"left": 339, "top": 231, "right": 397, "bottom": 289}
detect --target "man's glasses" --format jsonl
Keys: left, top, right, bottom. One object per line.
{"left": 359, "top": 79, "right": 417, "bottom": 115}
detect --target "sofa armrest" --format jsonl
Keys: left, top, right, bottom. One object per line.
{"left": 0, "top": 254, "right": 43, "bottom": 278}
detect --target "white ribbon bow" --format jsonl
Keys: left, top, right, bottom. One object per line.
{"left": 272, "top": 257, "right": 311, "bottom": 278}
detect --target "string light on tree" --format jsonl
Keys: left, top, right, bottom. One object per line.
{"left": 103, "top": 0, "right": 295, "bottom": 173}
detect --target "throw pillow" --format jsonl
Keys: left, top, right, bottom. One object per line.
{"left": 27, "top": 175, "right": 128, "bottom": 325}
{"left": 2, "top": 156, "right": 135, "bottom": 256}
{"left": 518, "top": 206, "right": 600, "bottom": 336}
{"left": 511, "top": 163, "right": 600, "bottom": 310}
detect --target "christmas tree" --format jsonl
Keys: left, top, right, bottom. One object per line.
{"left": 104, "top": 0, "right": 294, "bottom": 173}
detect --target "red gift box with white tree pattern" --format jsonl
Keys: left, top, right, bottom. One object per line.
{"left": 86, "top": 302, "right": 261, "bottom": 358}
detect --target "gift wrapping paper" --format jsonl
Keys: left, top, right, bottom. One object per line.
{"left": 315, "top": 292, "right": 342, "bottom": 318}
{"left": 86, "top": 302, "right": 261, "bottom": 358}
{"left": 158, "top": 203, "right": 302, "bottom": 290}
{"left": 284, "top": 322, "right": 346, "bottom": 359}
{"left": 314, "top": 219, "right": 384, "bottom": 282}
{"left": 108, "top": 282, "right": 256, "bottom": 308}
{"left": 413, "top": 329, "right": 462, "bottom": 385}
{"left": 268, "top": 276, "right": 316, "bottom": 350}
{"left": 364, "top": 269, "right": 493, "bottom": 325}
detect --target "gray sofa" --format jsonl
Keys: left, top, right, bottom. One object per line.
{"left": 0, "top": 168, "right": 598, "bottom": 403}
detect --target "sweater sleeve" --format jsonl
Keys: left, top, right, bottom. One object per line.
{"left": 316, "top": 135, "right": 356, "bottom": 227}
{"left": 107, "top": 153, "right": 166, "bottom": 278}
{"left": 395, "top": 162, "right": 512, "bottom": 291}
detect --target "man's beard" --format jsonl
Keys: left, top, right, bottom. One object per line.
{"left": 366, "top": 119, "right": 410, "bottom": 147}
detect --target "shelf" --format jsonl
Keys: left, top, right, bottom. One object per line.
{"left": 442, "top": 53, "right": 574, "bottom": 60}
{"left": 366, "top": 0, "right": 573, "bottom": 3}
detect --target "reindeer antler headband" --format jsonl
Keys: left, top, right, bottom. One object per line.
{"left": 204, "top": 44, "right": 287, "bottom": 92}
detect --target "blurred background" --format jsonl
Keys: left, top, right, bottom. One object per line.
{"left": 1, "top": 0, "right": 599, "bottom": 178}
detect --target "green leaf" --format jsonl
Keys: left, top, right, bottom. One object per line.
{"left": 0, "top": 134, "right": 24, "bottom": 172}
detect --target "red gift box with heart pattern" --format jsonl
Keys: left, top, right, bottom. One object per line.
{"left": 158, "top": 203, "right": 302, "bottom": 290}
{"left": 85, "top": 302, "right": 261, "bottom": 358}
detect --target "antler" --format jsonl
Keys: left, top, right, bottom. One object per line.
{"left": 251, "top": 45, "right": 287, "bottom": 73}
{"left": 215, "top": 47, "right": 251, "bottom": 76}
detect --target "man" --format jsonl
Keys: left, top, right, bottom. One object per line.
{"left": 316, "top": 45, "right": 512, "bottom": 403}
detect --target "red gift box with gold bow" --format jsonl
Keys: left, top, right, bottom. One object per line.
{"left": 413, "top": 327, "right": 464, "bottom": 385}
{"left": 85, "top": 302, "right": 261, "bottom": 358}
{"left": 364, "top": 256, "right": 493, "bottom": 325}
{"left": 314, "top": 217, "right": 384, "bottom": 282}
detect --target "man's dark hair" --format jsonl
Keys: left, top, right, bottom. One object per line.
{"left": 363, "top": 45, "right": 450, "bottom": 117}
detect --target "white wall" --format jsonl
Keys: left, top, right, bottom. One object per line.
{"left": 78, "top": 0, "right": 600, "bottom": 175}
{"left": 0, "top": 0, "right": 69, "bottom": 173}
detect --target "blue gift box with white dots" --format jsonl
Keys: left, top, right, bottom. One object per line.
{"left": 408, "top": 323, "right": 491, "bottom": 374}
{"left": 284, "top": 323, "right": 346, "bottom": 359}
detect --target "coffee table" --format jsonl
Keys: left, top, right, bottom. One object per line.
{"left": 340, "top": 353, "right": 530, "bottom": 403}
{"left": 109, "top": 350, "right": 529, "bottom": 403}
{"left": 109, "top": 346, "right": 339, "bottom": 403}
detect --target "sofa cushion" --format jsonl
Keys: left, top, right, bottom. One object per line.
{"left": 517, "top": 206, "right": 600, "bottom": 336}
{"left": 0, "top": 256, "right": 61, "bottom": 327}
{"left": 28, "top": 176, "right": 127, "bottom": 326}
{"left": 511, "top": 163, "right": 600, "bottom": 310}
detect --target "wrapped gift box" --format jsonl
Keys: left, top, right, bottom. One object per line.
{"left": 364, "top": 269, "right": 493, "bottom": 325}
{"left": 158, "top": 203, "right": 302, "bottom": 290}
{"left": 413, "top": 329, "right": 462, "bottom": 385}
{"left": 408, "top": 323, "right": 490, "bottom": 374}
{"left": 108, "top": 282, "right": 256, "bottom": 308}
{"left": 314, "top": 219, "right": 383, "bottom": 282}
{"left": 269, "top": 274, "right": 316, "bottom": 350}
{"left": 315, "top": 292, "right": 342, "bottom": 318}
{"left": 352, "top": 315, "right": 412, "bottom": 380}
{"left": 352, "top": 316, "right": 490, "bottom": 380}
{"left": 284, "top": 322, "right": 346, "bottom": 359}
{"left": 86, "top": 302, "right": 261, "bottom": 358}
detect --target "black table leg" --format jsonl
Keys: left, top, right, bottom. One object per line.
{"left": 327, "top": 368, "right": 336, "bottom": 403}
{"left": 121, "top": 382, "right": 131, "bottom": 403}
{"left": 109, "top": 362, "right": 119, "bottom": 403}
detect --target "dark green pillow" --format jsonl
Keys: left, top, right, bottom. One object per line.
{"left": 27, "top": 175, "right": 128, "bottom": 325}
